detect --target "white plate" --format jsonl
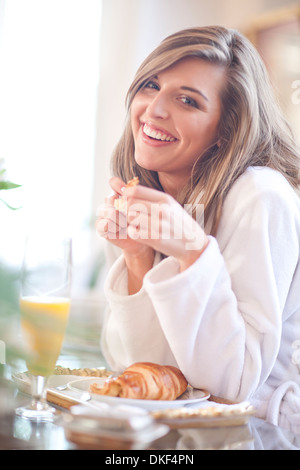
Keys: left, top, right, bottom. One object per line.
{"left": 67, "top": 378, "right": 210, "bottom": 411}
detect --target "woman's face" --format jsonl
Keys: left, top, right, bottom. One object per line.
{"left": 130, "top": 57, "right": 225, "bottom": 191}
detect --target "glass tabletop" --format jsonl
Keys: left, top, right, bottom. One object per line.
{"left": 2, "top": 346, "right": 300, "bottom": 451}
{"left": 1, "top": 410, "right": 299, "bottom": 451}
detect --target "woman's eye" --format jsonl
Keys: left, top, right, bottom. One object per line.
{"left": 179, "top": 96, "right": 198, "bottom": 108}
{"left": 144, "top": 80, "right": 159, "bottom": 90}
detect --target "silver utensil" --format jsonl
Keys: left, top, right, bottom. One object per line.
{"left": 55, "top": 384, "right": 68, "bottom": 391}
{"left": 55, "top": 385, "right": 91, "bottom": 402}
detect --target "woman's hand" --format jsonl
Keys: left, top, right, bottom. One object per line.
{"left": 96, "top": 176, "right": 208, "bottom": 286}
{"left": 96, "top": 177, "right": 155, "bottom": 294}
{"left": 96, "top": 177, "right": 139, "bottom": 254}
{"left": 122, "top": 182, "right": 209, "bottom": 271}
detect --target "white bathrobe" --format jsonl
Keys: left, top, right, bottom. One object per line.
{"left": 101, "top": 166, "right": 300, "bottom": 433}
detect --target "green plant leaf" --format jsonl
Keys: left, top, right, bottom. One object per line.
{"left": 0, "top": 197, "right": 21, "bottom": 210}
{"left": 0, "top": 181, "right": 21, "bottom": 191}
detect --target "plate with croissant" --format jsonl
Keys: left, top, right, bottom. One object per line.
{"left": 67, "top": 362, "right": 210, "bottom": 410}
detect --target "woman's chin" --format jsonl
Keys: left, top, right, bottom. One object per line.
{"left": 134, "top": 155, "right": 159, "bottom": 172}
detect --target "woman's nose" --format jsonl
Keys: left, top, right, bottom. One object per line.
{"left": 146, "top": 92, "right": 170, "bottom": 119}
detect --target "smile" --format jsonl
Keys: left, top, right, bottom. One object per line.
{"left": 142, "top": 123, "right": 177, "bottom": 142}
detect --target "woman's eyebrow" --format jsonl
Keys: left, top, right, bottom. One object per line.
{"left": 180, "top": 86, "right": 209, "bottom": 102}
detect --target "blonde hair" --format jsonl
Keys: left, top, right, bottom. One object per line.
{"left": 111, "top": 26, "right": 300, "bottom": 235}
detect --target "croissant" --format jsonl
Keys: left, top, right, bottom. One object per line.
{"left": 114, "top": 176, "right": 139, "bottom": 212}
{"left": 90, "top": 362, "right": 188, "bottom": 400}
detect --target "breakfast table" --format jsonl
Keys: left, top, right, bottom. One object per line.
{"left": 1, "top": 346, "right": 300, "bottom": 452}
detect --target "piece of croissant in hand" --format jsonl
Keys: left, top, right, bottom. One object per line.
{"left": 114, "top": 176, "right": 139, "bottom": 212}
{"left": 89, "top": 362, "right": 188, "bottom": 400}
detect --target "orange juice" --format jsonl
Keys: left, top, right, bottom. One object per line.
{"left": 20, "top": 296, "right": 70, "bottom": 376}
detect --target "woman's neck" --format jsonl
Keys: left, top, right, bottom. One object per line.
{"left": 158, "top": 172, "right": 189, "bottom": 198}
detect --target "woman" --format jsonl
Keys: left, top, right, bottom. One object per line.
{"left": 96, "top": 26, "right": 300, "bottom": 432}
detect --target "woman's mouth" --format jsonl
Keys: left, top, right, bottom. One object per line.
{"left": 142, "top": 123, "right": 177, "bottom": 142}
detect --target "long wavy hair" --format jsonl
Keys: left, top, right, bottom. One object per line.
{"left": 111, "top": 26, "right": 300, "bottom": 235}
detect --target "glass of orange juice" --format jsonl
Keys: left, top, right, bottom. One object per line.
{"left": 16, "top": 234, "right": 72, "bottom": 421}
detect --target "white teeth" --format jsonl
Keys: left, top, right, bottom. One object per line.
{"left": 143, "top": 124, "right": 175, "bottom": 142}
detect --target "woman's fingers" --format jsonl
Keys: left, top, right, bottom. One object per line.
{"left": 104, "top": 177, "right": 126, "bottom": 206}
{"left": 98, "top": 179, "right": 208, "bottom": 266}
{"left": 122, "top": 183, "right": 170, "bottom": 203}
{"left": 109, "top": 176, "right": 127, "bottom": 195}
{"left": 96, "top": 200, "right": 127, "bottom": 240}
{"left": 125, "top": 193, "right": 208, "bottom": 257}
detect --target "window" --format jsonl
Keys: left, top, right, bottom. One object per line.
{"left": 0, "top": 0, "right": 102, "bottom": 266}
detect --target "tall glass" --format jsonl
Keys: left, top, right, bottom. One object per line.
{"left": 16, "top": 234, "right": 72, "bottom": 421}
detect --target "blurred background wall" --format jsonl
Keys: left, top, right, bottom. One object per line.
{"left": 0, "top": 0, "right": 299, "bottom": 292}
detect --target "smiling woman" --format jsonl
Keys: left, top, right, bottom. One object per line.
{"left": 130, "top": 58, "right": 224, "bottom": 194}
{"left": 96, "top": 25, "right": 300, "bottom": 434}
